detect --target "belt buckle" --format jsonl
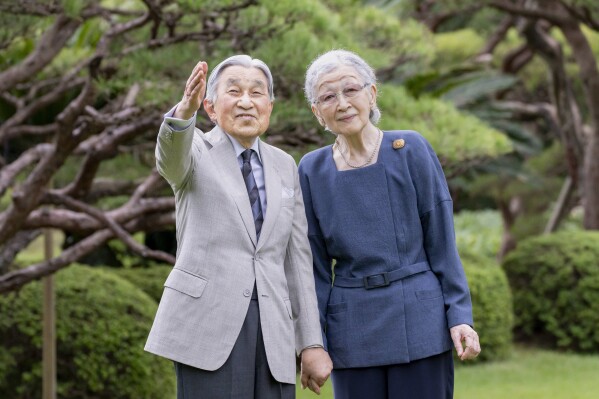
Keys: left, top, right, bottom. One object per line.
{"left": 363, "top": 272, "right": 390, "bottom": 289}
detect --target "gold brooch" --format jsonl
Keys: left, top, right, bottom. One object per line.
{"left": 392, "top": 139, "right": 405, "bottom": 149}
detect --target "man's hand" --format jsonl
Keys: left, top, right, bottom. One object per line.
{"left": 300, "top": 347, "right": 333, "bottom": 395}
{"left": 450, "top": 324, "right": 481, "bottom": 361}
{"left": 174, "top": 60, "right": 208, "bottom": 120}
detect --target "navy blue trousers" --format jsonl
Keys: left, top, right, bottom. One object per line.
{"left": 174, "top": 287, "right": 295, "bottom": 399}
{"left": 331, "top": 351, "right": 454, "bottom": 399}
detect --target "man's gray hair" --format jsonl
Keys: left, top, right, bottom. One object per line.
{"left": 205, "top": 54, "right": 275, "bottom": 103}
{"left": 305, "top": 49, "right": 381, "bottom": 125}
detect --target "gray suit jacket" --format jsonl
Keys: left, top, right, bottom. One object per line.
{"left": 145, "top": 121, "right": 322, "bottom": 384}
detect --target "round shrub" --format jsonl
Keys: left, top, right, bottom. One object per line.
{"left": 460, "top": 252, "right": 513, "bottom": 362}
{"left": 0, "top": 264, "right": 175, "bottom": 398}
{"left": 502, "top": 231, "right": 599, "bottom": 352}
{"left": 109, "top": 265, "right": 171, "bottom": 303}
{"left": 454, "top": 210, "right": 502, "bottom": 260}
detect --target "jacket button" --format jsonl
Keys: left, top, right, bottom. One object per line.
{"left": 243, "top": 289, "right": 251, "bottom": 297}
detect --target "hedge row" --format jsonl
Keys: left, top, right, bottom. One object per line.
{"left": 502, "top": 231, "right": 599, "bottom": 352}
{"left": 0, "top": 265, "right": 175, "bottom": 398}
{"left": 0, "top": 248, "right": 517, "bottom": 399}
{"left": 461, "top": 252, "right": 513, "bottom": 362}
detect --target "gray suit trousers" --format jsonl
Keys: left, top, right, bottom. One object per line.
{"left": 174, "top": 287, "right": 295, "bottom": 399}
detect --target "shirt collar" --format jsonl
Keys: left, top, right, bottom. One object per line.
{"left": 224, "top": 133, "right": 263, "bottom": 164}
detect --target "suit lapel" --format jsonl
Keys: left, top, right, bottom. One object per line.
{"left": 206, "top": 126, "right": 258, "bottom": 246}
{"left": 257, "top": 142, "right": 281, "bottom": 251}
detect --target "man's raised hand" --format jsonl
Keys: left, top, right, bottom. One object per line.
{"left": 174, "top": 61, "right": 208, "bottom": 120}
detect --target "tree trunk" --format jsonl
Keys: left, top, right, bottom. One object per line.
{"left": 521, "top": 20, "right": 585, "bottom": 184}
{"left": 559, "top": 22, "right": 599, "bottom": 229}
{"left": 583, "top": 135, "right": 599, "bottom": 229}
{"left": 497, "top": 197, "right": 521, "bottom": 261}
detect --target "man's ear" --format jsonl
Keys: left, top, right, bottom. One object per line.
{"left": 203, "top": 98, "right": 217, "bottom": 123}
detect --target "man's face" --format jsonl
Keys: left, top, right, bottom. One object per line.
{"left": 204, "top": 65, "right": 273, "bottom": 147}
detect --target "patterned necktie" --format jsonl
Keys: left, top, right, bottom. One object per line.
{"left": 241, "top": 149, "right": 264, "bottom": 239}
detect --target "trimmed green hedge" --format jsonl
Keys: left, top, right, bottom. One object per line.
{"left": 109, "top": 265, "right": 171, "bottom": 303}
{"left": 461, "top": 252, "right": 513, "bottom": 362}
{"left": 502, "top": 231, "right": 599, "bottom": 352}
{"left": 454, "top": 210, "right": 502, "bottom": 260}
{"left": 0, "top": 265, "right": 175, "bottom": 398}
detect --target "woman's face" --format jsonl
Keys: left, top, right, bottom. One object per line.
{"left": 311, "top": 65, "right": 377, "bottom": 137}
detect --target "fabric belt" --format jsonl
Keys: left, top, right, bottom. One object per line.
{"left": 333, "top": 261, "right": 431, "bottom": 289}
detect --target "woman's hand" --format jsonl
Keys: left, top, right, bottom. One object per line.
{"left": 174, "top": 60, "right": 208, "bottom": 120}
{"left": 450, "top": 324, "right": 481, "bottom": 361}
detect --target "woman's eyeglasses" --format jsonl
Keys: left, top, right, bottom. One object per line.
{"left": 315, "top": 83, "right": 369, "bottom": 107}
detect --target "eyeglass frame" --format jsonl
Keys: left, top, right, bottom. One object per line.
{"left": 313, "top": 82, "right": 371, "bottom": 107}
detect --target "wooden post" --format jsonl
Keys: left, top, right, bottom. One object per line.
{"left": 42, "top": 227, "right": 56, "bottom": 399}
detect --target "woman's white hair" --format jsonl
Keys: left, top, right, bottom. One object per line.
{"left": 304, "top": 49, "right": 381, "bottom": 125}
{"left": 205, "top": 54, "right": 275, "bottom": 103}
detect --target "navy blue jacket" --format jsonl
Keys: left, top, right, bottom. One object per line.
{"left": 298, "top": 130, "right": 473, "bottom": 369}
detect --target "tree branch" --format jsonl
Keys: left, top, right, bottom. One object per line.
{"left": 0, "top": 0, "right": 61, "bottom": 16}
{"left": 0, "top": 229, "right": 41, "bottom": 275}
{"left": 215, "top": 0, "right": 258, "bottom": 13}
{"left": 0, "top": 143, "right": 54, "bottom": 197}
{"left": 562, "top": 4, "right": 599, "bottom": 31}
{"left": 0, "top": 229, "right": 114, "bottom": 294}
{"left": 477, "top": 15, "right": 515, "bottom": 58}
{"left": 0, "top": 92, "right": 22, "bottom": 107}
{"left": 520, "top": 19, "right": 585, "bottom": 185}
{"left": 488, "top": 0, "right": 571, "bottom": 25}
{"left": 129, "top": 170, "right": 163, "bottom": 204}
{"left": 121, "top": 32, "right": 214, "bottom": 55}
{"left": 44, "top": 192, "right": 175, "bottom": 264}
{"left": 84, "top": 178, "right": 157, "bottom": 202}
{"left": 492, "top": 100, "right": 561, "bottom": 137}
{"left": 3, "top": 124, "right": 57, "bottom": 139}
{"left": 444, "top": 156, "right": 493, "bottom": 180}
{"left": 61, "top": 114, "right": 159, "bottom": 199}
{"left": 0, "top": 15, "right": 81, "bottom": 93}
{"left": 0, "top": 79, "right": 98, "bottom": 246}
{"left": 0, "top": 77, "right": 86, "bottom": 142}
{"left": 501, "top": 43, "right": 535, "bottom": 74}
{"left": 25, "top": 197, "right": 175, "bottom": 233}
{"left": 0, "top": 213, "right": 175, "bottom": 294}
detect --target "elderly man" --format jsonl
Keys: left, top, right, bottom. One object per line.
{"left": 145, "top": 55, "right": 332, "bottom": 399}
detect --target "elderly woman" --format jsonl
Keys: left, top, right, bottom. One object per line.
{"left": 297, "top": 49, "right": 481, "bottom": 399}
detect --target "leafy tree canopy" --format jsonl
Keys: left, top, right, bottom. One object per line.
{"left": 0, "top": 0, "right": 512, "bottom": 291}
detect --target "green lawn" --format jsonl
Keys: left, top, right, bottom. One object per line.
{"left": 296, "top": 347, "right": 599, "bottom": 399}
